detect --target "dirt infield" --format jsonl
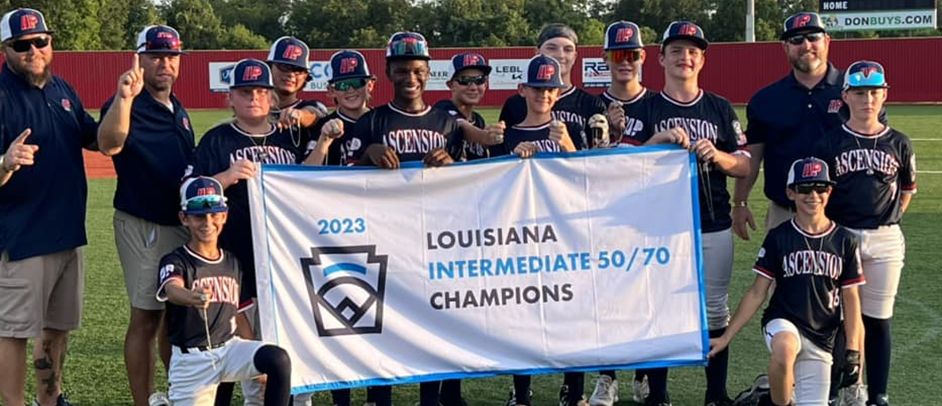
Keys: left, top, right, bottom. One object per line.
{"left": 85, "top": 151, "right": 116, "bottom": 178}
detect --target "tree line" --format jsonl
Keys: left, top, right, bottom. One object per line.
{"left": 0, "top": 0, "right": 938, "bottom": 51}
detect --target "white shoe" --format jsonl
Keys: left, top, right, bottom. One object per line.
{"left": 293, "top": 392, "right": 313, "bottom": 406}
{"left": 589, "top": 375, "right": 618, "bottom": 406}
{"left": 839, "top": 383, "right": 868, "bottom": 406}
{"left": 631, "top": 377, "right": 649, "bottom": 403}
{"left": 149, "top": 392, "right": 171, "bottom": 406}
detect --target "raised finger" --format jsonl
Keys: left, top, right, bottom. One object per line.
{"left": 12, "top": 128, "right": 32, "bottom": 145}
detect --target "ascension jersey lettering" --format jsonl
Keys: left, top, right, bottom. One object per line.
{"left": 346, "top": 104, "right": 464, "bottom": 163}
{"left": 499, "top": 86, "right": 606, "bottom": 150}
{"left": 630, "top": 91, "right": 749, "bottom": 232}
{"left": 157, "top": 245, "right": 247, "bottom": 348}
{"left": 754, "top": 220, "right": 864, "bottom": 351}
{"left": 490, "top": 121, "right": 565, "bottom": 156}
{"left": 433, "top": 99, "right": 489, "bottom": 161}
{"left": 188, "top": 122, "right": 304, "bottom": 300}
{"left": 599, "top": 88, "right": 657, "bottom": 146}
{"left": 814, "top": 125, "right": 917, "bottom": 229}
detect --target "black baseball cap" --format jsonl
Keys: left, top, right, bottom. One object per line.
{"left": 523, "top": 55, "right": 565, "bottom": 88}
{"left": 1, "top": 8, "right": 53, "bottom": 42}
{"left": 604, "top": 21, "right": 643, "bottom": 50}
{"left": 787, "top": 157, "right": 835, "bottom": 187}
{"left": 180, "top": 177, "right": 228, "bottom": 215}
{"left": 661, "top": 21, "right": 708, "bottom": 50}
{"left": 448, "top": 52, "right": 491, "bottom": 79}
{"left": 230, "top": 59, "right": 274, "bottom": 89}
{"left": 329, "top": 50, "right": 372, "bottom": 83}
{"left": 267, "top": 36, "right": 310, "bottom": 70}
{"left": 781, "top": 12, "right": 826, "bottom": 40}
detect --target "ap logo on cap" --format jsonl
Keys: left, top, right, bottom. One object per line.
{"left": 300, "top": 245, "right": 388, "bottom": 336}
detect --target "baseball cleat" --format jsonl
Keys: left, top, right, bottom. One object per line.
{"left": 589, "top": 375, "right": 618, "bottom": 406}
{"left": 149, "top": 391, "right": 171, "bottom": 406}
{"left": 632, "top": 377, "right": 650, "bottom": 403}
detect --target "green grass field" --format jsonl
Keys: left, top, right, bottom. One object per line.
{"left": 32, "top": 106, "right": 942, "bottom": 405}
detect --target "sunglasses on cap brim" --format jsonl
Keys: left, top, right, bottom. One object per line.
{"left": 184, "top": 195, "right": 227, "bottom": 212}
{"left": 844, "top": 72, "right": 888, "bottom": 89}
{"left": 7, "top": 35, "right": 51, "bottom": 53}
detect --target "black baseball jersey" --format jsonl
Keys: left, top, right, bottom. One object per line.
{"left": 490, "top": 121, "right": 574, "bottom": 156}
{"left": 629, "top": 91, "right": 750, "bottom": 232}
{"left": 599, "top": 88, "right": 658, "bottom": 146}
{"left": 499, "top": 86, "right": 606, "bottom": 150}
{"left": 755, "top": 220, "right": 865, "bottom": 351}
{"left": 158, "top": 245, "right": 248, "bottom": 348}
{"left": 433, "top": 99, "right": 488, "bottom": 160}
{"left": 308, "top": 109, "right": 368, "bottom": 166}
{"left": 814, "top": 125, "right": 917, "bottom": 229}
{"left": 270, "top": 99, "right": 320, "bottom": 156}
{"left": 188, "top": 122, "right": 304, "bottom": 299}
{"left": 346, "top": 104, "right": 463, "bottom": 163}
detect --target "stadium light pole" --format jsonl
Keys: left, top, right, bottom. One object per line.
{"left": 746, "top": 0, "right": 755, "bottom": 42}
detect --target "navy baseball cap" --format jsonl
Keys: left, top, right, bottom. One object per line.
{"left": 329, "top": 50, "right": 372, "bottom": 83}
{"left": 1, "top": 8, "right": 53, "bottom": 42}
{"left": 136, "top": 25, "right": 184, "bottom": 54}
{"left": 448, "top": 52, "right": 491, "bottom": 79}
{"left": 781, "top": 12, "right": 826, "bottom": 40}
{"left": 386, "top": 31, "right": 430, "bottom": 61}
{"left": 523, "top": 55, "right": 564, "bottom": 88}
{"left": 661, "top": 21, "right": 708, "bottom": 50}
{"left": 604, "top": 21, "right": 643, "bottom": 50}
{"left": 787, "top": 157, "right": 835, "bottom": 187}
{"left": 230, "top": 59, "right": 274, "bottom": 89}
{"left": 844, "top": 60, "right": 890, "bottom": 90}
{"left": 180, "top": 176, "right": 228, "bottom": 215}
{"left": 267, "top": 36, "right": 310, "bottom": 70}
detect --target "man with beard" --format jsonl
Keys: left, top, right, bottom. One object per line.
{"left": 0, "top": 8, "right": 99, "bottom": 406}
{"left": 97, "top": 25, "right": 194, "bottom": 406}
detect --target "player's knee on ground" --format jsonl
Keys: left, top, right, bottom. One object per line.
{"left": 769, "top": 333, "right": 800, "bottom": 369}
{"left": 254, "top": 345, "right": 291, "bottom": 377}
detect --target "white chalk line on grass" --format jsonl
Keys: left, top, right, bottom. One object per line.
{"left": 895, "top": 295, "right": 942, "bottom": 356}
{"left": 916, "top": 170, "right": 942, "bottom": 174}
{"left": 911, "top": 139, "right": 942, "bottom": 141}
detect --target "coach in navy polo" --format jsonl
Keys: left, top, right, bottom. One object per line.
{"left": 97, "top": 25, "right": 194, "bottom": 406}
{"left": 0, "top": 8, "right": 98, "bottom": 406}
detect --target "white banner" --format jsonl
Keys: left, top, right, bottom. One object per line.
{"left": 821, "top": 9, "right": 936, "bottom": 31}
{"left": 209, "top": 61, "right": 332, "bottom": 93}
{"left": 248, "top": 147, "right": 708, "bottom": 394}
{"left": 488, "top": 59, "right": 529, "bottom": 90}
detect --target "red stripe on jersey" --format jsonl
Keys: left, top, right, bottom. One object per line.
{"left": 238, "top": 298, "right": 256, "bottom": 312}
{"left": 902, "top": 184, "right": 917, "bottom": 191}
{"left": 620, "top": 138, "right": 643, "bottom": 146}
{"left": 753, "top": 266, "right": 775, "bottom": 279}
{"left": 156, "top": 275, "right": 185, "bottom": 301}
{"left": 841, "top": 276, "right": 866, "bottom": 287}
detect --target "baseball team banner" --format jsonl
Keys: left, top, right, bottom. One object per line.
{"left": 248, "top": 147, "right": 708, "bottom": 394}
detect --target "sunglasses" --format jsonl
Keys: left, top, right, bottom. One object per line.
{"left": 142, "top": 37, "right": 182, "bottom": 52}
{"left": 454, "top": 75, "right": 487, "bottom": 86}
{"left": 793, "top": 182, "right": 831, "bottom": 194}
{"left": 185, "top": 195, "right": 227, "bottom": 211}
{"left": 273, "top": 63, "right": 309, "bottom": 75}
{"left": 8, "top": 36, "right": 50, "bottom": 53}
{"left": 390, "top": 40, "right": 428, "bottom": 57}
{"left": 606, "top": 49, "right": 643, "bottom": 64}
{"left": 332, "top": 78, "right": 368, "bottom": 91}
{"left": 785, "top": 32, "right": 825, "bottom": 45}
{"left": 845, "top": 71, "right": 887, "bottom": 89}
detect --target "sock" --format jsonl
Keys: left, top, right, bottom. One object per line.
{"left": 705, "top": 328, "right": 729, "bottom": 401}
{"left": 214, "top": 382, "right": 235, "bottom": 406}
{"left": 563, "top": 372, "right": 585, "bottom": 403}
{"left": 600, "top": 370, "right": 616, "bottom": 380}
{"left": 419, "top": 381, "right": 442, "bottom": 406}
{"left": 253, "top": 345, "right": 292, "bottom": 406}
{"left": 864, "top": 316, "right": 892, "bottom": 398}
{"left": 440, "top": 379, "right": 462, "bottom": 406}
{"left": 828, "top": 324, "right": 847, "bottom": 399}
{"left": 513, "top": 375, "right": 532, "bottom": 406}
{"left": 634, "top": 370, "right": 645, "bottom": 382}
{"left": 331, "top": 389, "right": 351, "bottom": 406}
{"left": 370, "top": 386, "right": 392, "bottom": 406}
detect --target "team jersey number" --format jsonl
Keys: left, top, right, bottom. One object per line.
{"left": 828, "top": 288, "right": 841, "bottom": 310}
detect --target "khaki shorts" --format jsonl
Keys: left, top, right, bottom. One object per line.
{"left": 114, "top": 210, "right": 189, "bottom": 311}
{"left": 765, "top": 202, "right": 795, "bottom": 231}
{"left": 0, "top": 248, "right": 84, "bottom": 338}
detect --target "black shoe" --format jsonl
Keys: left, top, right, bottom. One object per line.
{"left": 643, "top": 395, "right": 671, "bottom": 406}
{"left": 705, "top": 397, "right": 733, "bottom": 406}
{"left": 507, "top": 388, "right": 533, "bottom": 406}
{"left": 867, "top": 394, "right": 890, "bottom": 406}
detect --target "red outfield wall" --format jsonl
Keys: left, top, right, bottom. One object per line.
{"left": 48, "top": 37, "right": 942, "bottom": 111}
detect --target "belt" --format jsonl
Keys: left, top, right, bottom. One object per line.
{"left": 175, "top": 340, "right": 228, "bottom": 354}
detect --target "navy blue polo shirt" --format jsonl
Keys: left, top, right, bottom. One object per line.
{"left": 101, "top": 91, "right": 195, "bottom": 225}
{"left": 746, "top": 63, "right": 847, "bottom": 207}
{"left": 0, "top": 63, "right": 98, "bottom": 261}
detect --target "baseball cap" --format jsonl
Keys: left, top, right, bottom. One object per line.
{"left": 230, "top": 59, "right": 274, "bottom": 89}
{"left": 787, "top": 157, "right": 835, "bottom": 187}
{"left": 781, "top": 12, "right": 826, "bottom": 40}
{"left": 136, "top": 25, "right": 184, "bottom": 54}
{"left": 523, "top": 55, "right": 565, "bottom": 88}
{"left": 604, "top": 21, "right": 643, "bottom": 50}
{"left": 386, "top": 32, "right": 430, "bottom": 61}
{"left": 180, "top": 176, "right": 228, "bottom": 215}
{"left": 448, "top": 52, "right": 491, "bottom": 80}
{"left": 1, "top": 8, "right": 53, "bottom": 42}
{"left": 843, "top": 60, "right": 890, "bottom": 90}
{"left": 661, "top": 21, "right": 708, "bottom": 50}
{"left": 267, "top": 36, "right": 310, "bottom": 70}
{"left": 329, "top": 50, "right": 372, "bottom": 83}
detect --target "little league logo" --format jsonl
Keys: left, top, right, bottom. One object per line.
{"left": 300, "top": 245, "right": 388, "bottom": 336}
